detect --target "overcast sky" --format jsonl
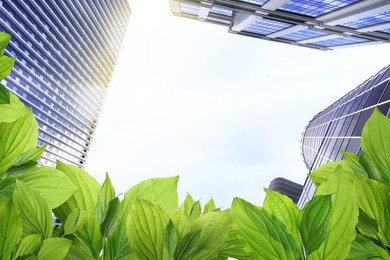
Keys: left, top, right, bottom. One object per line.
{"left": 84, "top": 0, "right": 390, "bottom": 208}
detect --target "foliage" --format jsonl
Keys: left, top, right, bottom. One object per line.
{"left": 1, "top": 31, "right": 390, "bottom": 259}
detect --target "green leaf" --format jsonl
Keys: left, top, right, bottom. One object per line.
{"left": 165, "top": 220, "right": 178, "bottom": 260}
{"left": 341, "top": 151, "right": 368, "bottom": 178}
{"left": 174, "top": 229, "right": 201, "bottom": 260}
{"left": 6, "top": 160, "right": 37, "bottom": 177}
{"left": 53, "top": 161, "right": 102, "bottom": 258}
{"left": 311, "top": 167, "right": 359, "bottom": 259}
{"left": 354, "top": 177, "right": 390, "bottom": 246}
{"left": 64, "top": 235, "right": 95, "bottom": 260}
{"left": 13, "top": 180, "right": 53, "bottom": 238}
{"left": 189, "top": 200, "right": 201, "bottom": 222}
{"left": 38, "top": 238, "right": 72, "bottom": 260}
{"left": 218, "top": 228, "right": 251, "bottom": 260}
{"left": 64, "top": 208, "right": 89, "bottom": 235}
{"left": 97, "top": 172, "right": 115, "bottom": 225}
{"left": 0, "top": 110, "right": 38, "bottom": 175}
{"left": 0, "top": 55, "right": 15, "bottom": 81}
{"left": 347, "top": 234, "right": 390, "bottom": 260}
{"left": 357, "top": 208, "right": 378, "bottom": 239}
{"left": 231, "top": 198, "right": 302, "bottom": 260}
{"left": 184, "top": 210, "right": 231, "bottom": 259}
{"left": 298, "top": 195, "right": 332, "bottom": 255}
{"left": 101, "top": 197, "right": 120, "bottom": 237}
{"left": 14, "top": 234, "right": 41, "bottom": 258}
{"left": 0, "top": 176, "right": 14, "bottom": 206}
{"left": 361, "top": 108, "right": 390, "bottom": 186}
{"left": 18, "top": 166, "right": 78, "bottom": 209}
{"left": 122, "top": 176, "right": 179, "bottom": 216}
{"left": 203, "top": 198, "right": 216, "bottom": 214}
{"left": 0, "top": 32, "right": 11, "bottom": 55}
{"left": 308, "top": 160, "right": 352, "bottom": 188}
{"left": 0, "top": 92, "right": 30, "bottom": 123}
{"left": 106, "top": 176, "right": 178, "bottom": 260}
{"left": 126, "top": 199, "right": 170, "bottom": 260}
{"left": 7, "top": 145, "right": 46, "bottom": 174}
{"left": 0, "top": 83, "right": 10, "bottom": 105}
{"left": 359, "top": 155, "right": 381, "bottom": 182}
{"left": 0, "top": 199, "right": 22, "bottom": 260}
{"left": 264, "top": 189, "right": 302, "bottom": 247}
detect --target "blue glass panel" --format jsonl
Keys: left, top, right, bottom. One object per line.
{"left": 243, "top": 18, "right": 292, "bottom": 35}
{"left": 210, "top": 6, "right": 233, "bottom": 16}
{"left": 382, "top": 28, "right": 390, "bottom": 33}
{"left": 279, "top": 0, "right": 359, "bottom": 18}
{"left": 343, "top": 11, "right": 390, "bottom": 28}
{"left": 180, "top": 2, "right": 200, "bottom": 15}
{"left": 280, "top": 28, "right": 329, "bottom": 41}
{"left": 311, "top": 36, "right": 370, "bottom": 47}
{"left": 239, "top": 0, "right": 267, "bottom": 5}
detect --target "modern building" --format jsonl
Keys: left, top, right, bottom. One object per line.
{"left": 0, "top": 0, "right": 131, "bottom": 167}
{"left": 298, "top": 64, "right": 390, "bottom": 208}
{"left": 269, "top": 177, "right": 302, "bottom": 203}
{"left": 168, "top": 0, "right": 390, "bottom": 50}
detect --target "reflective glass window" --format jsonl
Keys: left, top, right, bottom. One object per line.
{"left": 364, "top": 82, "right": 387, "bottom": 108}
{"left": 278, "top": 0, "right": 359, "bottom": 17}
{"left": 352, "top": 108, "right": 375, "bottom": 136}
{"left": 243, "top": 18, "right": 292, "bottom": 35}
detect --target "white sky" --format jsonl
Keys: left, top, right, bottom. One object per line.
{"left": 85, "top": 0, "right": 390, "bottom": 208}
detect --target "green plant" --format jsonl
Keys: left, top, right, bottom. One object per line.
{"left": 227, "top": 108, "right": 390, "bottom": 259}
{"left": 2, "top": 30, "right": 390, "bottom": 260}
{"left": 0, "top": 32, "right": 232, "bottom": 260}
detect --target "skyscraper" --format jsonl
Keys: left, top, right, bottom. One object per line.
{"left": 168, "top": 0, "right": 390, "bottom": 50}
{"left": 298, "top": 64, "right": 390, "bottom": 207}
{"left": 0, "top": 0, "right": 131, "bottom": 167}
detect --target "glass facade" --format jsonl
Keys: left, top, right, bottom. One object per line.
{"left": 0, "top": 0, "right": 131, "bottom": 167}
{"left": 298, "top": 65, "right": 390, "bottom": 208}
{"left": 169, "top": 0, "right": 390, "bottom": 50}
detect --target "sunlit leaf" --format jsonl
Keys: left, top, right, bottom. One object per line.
{"left": 311, "top": 167, "right": 359, "bottom": 259}
{"left": 0, "top": 92, "right": 30, "bottom": 123}
{"left": 174, "top": 229, "right": 201, "bottom": 260}
{"left": 64, "top": 208, "right": 89, "bottom": 235}
{"left": 298, "top": 195, "right": 332, "bottom": 255}
{"left": 6, "top": 145, "right": 46, "bottom": 177}
{"left": 18, "top": 166, "right": 78, "bottom": 209}
{"left": 184, "top": 209, "right": 231, "bottom": 259}
{"left": 97, "top": 172, "right": 115, "bottom": 225}
{"left": 106, "top": 176, "right": 178, "bottom": 259}
{"left": 38, "top": 238, "right": 72, "bottom": 260}
{"left": 347, "top": 234, "right": 390, "bottom": 260}
{"left": 165, "top": 220, "right": 177, "bottom": 260}
{"left": 0, "top": 55, "right": 15, "bottom": 80}
{"left": 54, "top": 161, "right": 102, "bottom": 258}
{"left": 231, "top": 198, "right": 302, "bottom": 260}
{"left": 0, "top": 32, "right": 11, "bottom": 55}
{"left": 356, "top": 208, "right": 378, "bottom": 239}
{"left": 341, "top": 151, "right": 368, "bottom": 178}
{"left": 0, "top": 199, "right": 22, "bottom": 260}
{"left": 0, "top": 83, "right": 10, "bottom": 105}
{"left": 361, "top": 108, "right": 390, "bottom": 186}
{"left": 13, "top": 180, "right": 53, "bottom": 238}
{"left": 203, "top": 198, "right": 216, "bottom": 214}
{"left": 101, "top": 197, "right": 120, "bottom": 237}
{"left": 189, "top": 200, "right": 201, "bottom": 222}
{"left": 126, "top": 199, "right": 170, "bottom": 260}
{"left": 354, "top": 176, "right": 390, "bottom": 246}
{"left": 308, "top": 160, "right": 352, "bottom": 188}
{"left": 0, "top": 110, "right": 37, "bottom": 175}
{"left": 14, "top": 234, "right": 41, "bottom": 258}
{"left": 264, "top": 189, "right": 302, "bottom": 247}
